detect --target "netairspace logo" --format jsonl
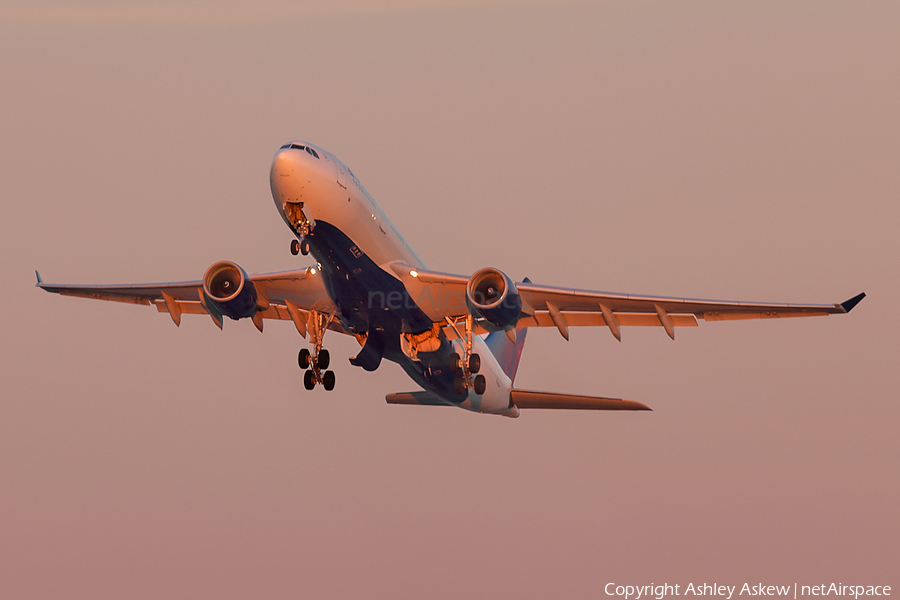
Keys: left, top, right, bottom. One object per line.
{"left": 605, "top": 584, "right": 892, "bottom": 600}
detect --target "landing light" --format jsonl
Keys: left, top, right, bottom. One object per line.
{"left": 410, "top": 270, "right": 418, "bottom": 278}
{"left": 310, "top": 267, "right": 317, "bottom": 275}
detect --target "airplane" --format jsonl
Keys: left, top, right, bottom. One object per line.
{"left": 37, "top": 141, "right": 866, "bottom": 418}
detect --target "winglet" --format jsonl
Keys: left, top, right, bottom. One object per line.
{"left": 839, "top": 292, "right": 866, "bottom": 313}
{"left": 35, "top": 270, "right": 42, "bottom": 285}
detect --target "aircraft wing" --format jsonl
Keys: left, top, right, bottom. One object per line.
{"left": 35, "top": 268, "right": 339, "bottom": 334}
{"left": 390, "top": 265, "right": 865, "bottom": 341}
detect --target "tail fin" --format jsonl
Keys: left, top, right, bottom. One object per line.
{"left": 484, "top": 277, "right": 530, "bottom": 384}
{"left": 485, "top": 327, "right": 527, "bottom": 383}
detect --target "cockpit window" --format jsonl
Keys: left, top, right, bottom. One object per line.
{"left": 280, "top": 143, "right": 290, "bottom": 149}
{"left": 283, "top": 143, "right": 319, "bottom": 158}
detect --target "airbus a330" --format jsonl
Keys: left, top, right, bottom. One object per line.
{"left": 38, "top": 141, "right": 865, "bottom": 417}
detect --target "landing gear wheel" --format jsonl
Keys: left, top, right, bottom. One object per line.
{"left": 303, "top": 369, "right": 316, "bottom": 390}
{"left": 449, "top": 352, "right": 461, "bottom": 373}
{"left": 317, "top": 349, "right": 330, "bottom": 370}
{"left": 453, "top": 375, "right": 467, "bottom": 395}
{"left": 300, "top": 240, "right": 310, "bottom": 255}
{"left": 290, "top": 239, "right": 301, "bottom": 256}
{"left": 298, "top": 348, "right": 311, "bottom": 369}
{"left": 322, "top": 370, "right": 335, "bottom": 391}
{"left": 473, "top": 374, "right": 486, "bottom": 395}
{"left": 468, "top": 353, "right": 481, "bottom": 374}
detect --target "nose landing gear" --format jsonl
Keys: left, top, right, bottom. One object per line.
{"left": 290, "top": 239, "right": 310, "bottom": 256}
{"left": 298, "top": 310, "right": 336, "bottom": 391}
{"left": 284, "top": 201, "right": 313, "bottom": 257}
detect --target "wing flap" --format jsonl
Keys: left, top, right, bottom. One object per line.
{"left": 39, "top": 281, "right": 203, "bottom": 304}
{"left": 55, "top": 289, "right": 154, "bottom": 305}
{"left": 150, "top": 299, "right": 342, "bottom": 330}
{"left": 510, "top": 389, "right": 651, "bottom": 411}
{"left": 701, "top": 310, "right": 829, "bottom": 321}
{"left": 518, "top": 311, "right": 698, "bottom": 328}
{"left": 154, "top": 299, "right": 207, "bottom": 315}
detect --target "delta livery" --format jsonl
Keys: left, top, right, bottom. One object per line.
{"left": 37, "top": 141, "right": 865, "bottom": 417}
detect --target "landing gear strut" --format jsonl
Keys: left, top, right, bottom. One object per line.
{"left": 284, "top": 202, "right": 312, "bottom": 257}
{"left": 298, "top": 310, "right": 336, "bottom": 391}
{"left": 446, "top": 314, "right": 486, "bottom": 396}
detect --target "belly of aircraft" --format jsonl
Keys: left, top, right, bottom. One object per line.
{"left": 303, "top": 219, "right": 473, "bottom": 400}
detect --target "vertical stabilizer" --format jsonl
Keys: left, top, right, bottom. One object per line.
{"left": 484, "top": 278, "right": 530, "bottom": 384}
{"left": 485, "top": 326, "right": 528, "bottom": 383}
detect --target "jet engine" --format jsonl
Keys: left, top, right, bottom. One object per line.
{"left": 466, "top": 267, "right": 522, "bottom": 329}
{"left": 202, "top": 261, "right": 258, "bottom": 320}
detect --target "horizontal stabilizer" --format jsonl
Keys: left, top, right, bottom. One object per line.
{"left": 386, "top": 390, "right": 651, "bottom": 411}
{"left": 385, "top": 391, "right": 450, "bottom": 406}
{"left": 510, "top": 389, "right": 651, "bottom": 411}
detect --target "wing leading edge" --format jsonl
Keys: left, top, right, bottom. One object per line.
{"left": 35, "top": 268, "right": 337, "bottom": 335}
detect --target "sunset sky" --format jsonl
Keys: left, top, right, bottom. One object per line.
{"left": 1, "top": 1, "right": 897, "bottom": 598}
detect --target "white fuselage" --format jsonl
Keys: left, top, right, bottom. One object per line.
{"left": 269, "top": 142, "right": 518, "bottom": 417}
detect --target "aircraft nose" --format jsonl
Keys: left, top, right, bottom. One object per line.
{"left": 270, "top": 142, "right": 332, "bottom": 206}
{"left": 271, "top": 148, "right": 298, "bottom": 180}
{"left": 270, "top": 149, "right": 304, "bottom": 204}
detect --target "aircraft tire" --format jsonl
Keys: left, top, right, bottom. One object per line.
{"left": 317, "top": 349, "right": 330, "bottom": 369}
{"left": 468, "top": 353, "right": 481, "bottom": 374}
{"left": 303, "top": 369, "right": 316, "bottom": 390}
{"left": 323, "top": 370, "right": 335, "bottom": 391}
{"left": 453, "top": 375, "right": 466, "bottom": 395}
{"left": 290, "top": 239, "right": 301, "bottom": 255}
{"left": 449, "top": 352, "right": 461, "bottom": 373}
{"left": 473, "top": 374, "right": 486, "bottom": 395}
{"left": 298, "top": 348, "right": 311, "bottom": 369}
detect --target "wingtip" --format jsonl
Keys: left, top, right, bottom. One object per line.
{"left": 35, "top": 270, "right": 42, "bottom": 285}
{"left": 840, "top": 292, "right": 866, "bottom": 313}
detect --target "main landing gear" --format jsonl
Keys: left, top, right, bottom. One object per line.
{"left": 298, "top": 310, "right": 336, "bottom": 391}
{"left": 446, "top": 314, "right": 486, "bottom": 396}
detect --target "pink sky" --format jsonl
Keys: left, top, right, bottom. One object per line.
{"left": 1, "top": 1, "right": 897, "bottom": 598}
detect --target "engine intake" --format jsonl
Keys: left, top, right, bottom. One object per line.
{"left": 202, "top": 261, "right": 258, "bottom": 320}
{"left": 466, "top": 267, "right": 522, "bottom": 329}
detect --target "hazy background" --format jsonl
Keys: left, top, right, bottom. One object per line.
{"left": 1, "top": 1, "right": 897, "bottom": 598}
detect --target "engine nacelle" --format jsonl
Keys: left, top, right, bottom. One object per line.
{"left": 202, "top": 261, "right": 258, "bottom": 320}
{"left": 466, "top": 267, "right": 522, "bottom": 329}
